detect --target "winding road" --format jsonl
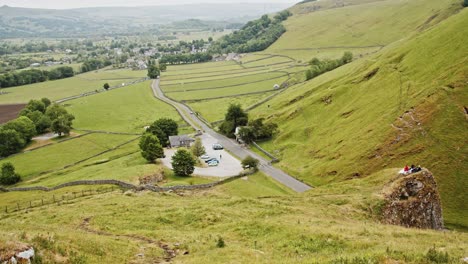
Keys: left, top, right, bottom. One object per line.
{"left": 151, "top": 79, "right": 312, "bottom": 193}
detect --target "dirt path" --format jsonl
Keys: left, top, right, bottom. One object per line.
{"left": 80, "top": 217, "right": 177, "bottom": 262}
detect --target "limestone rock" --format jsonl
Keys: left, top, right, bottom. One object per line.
{"left": 381, "top": 169, "right": 444, "bottom": 230}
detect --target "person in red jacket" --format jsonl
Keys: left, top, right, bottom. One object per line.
{"left": 404, "top": 165, "right": 409, "bottom": 173}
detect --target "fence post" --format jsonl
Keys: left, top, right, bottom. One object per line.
{"left": 29, "top": 201, "right": 32, "bottom": 208}
{"left": 17, "top": 203, "right": 19, "bottom": 211}
{"left": 5, "top": 206, "right": 7, "bottom": 213}
{"left": 41, "top": 199, "right": 44, "bottom": 206}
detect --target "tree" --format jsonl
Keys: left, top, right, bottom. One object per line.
{"left": 341, "top": 51, "right": 353, "bottom": 64}
{"left": 159, "top": 63, "right": 167, "bottom": 72}
{"left": 0, "top": 162, "right": 21, "bottom": 185}
{"left": 171, "top": 149, "right": 196, "bottom": 176}
{"left": 41, "top": 98, "right": 51, "bottom": 108}
{"left": 139, "top": 133, "right": 164, "bottom": 163}
{"left": 220, "top": 104, "right": 248, "bottom": 137}
{"left": 3, "top": 116, "right": 36, "bottom": 143}
{"left": 153, "top": 118, "right": 178, "bottom": 139}
{"left": 238, "top": 126, "right": 255, "bottom": 144}
{"left": 191, "top": 138, "right": 205, "bottom": 157}
{"left": 103, "top": 83, "right": 110, "bottom": 90}
{"left": 0, "top": 129, "right": 25, "bottom": 157}
{"left": 241, "top": 156, "right": 259, "bottom": 171}
{"left": 147, "top": 65, "right": 160, "bottom": 79}
{"left": 147, "top": 124, "right": 169, "bottom": 147}
{"left": 46, "top": 104, "right": 75, "bottom": 136}
{"left": 26, "top": 110, "right": 51, "bottom": 134}
{"left": 464, "top": 0, "right": 468, "bottom": 7}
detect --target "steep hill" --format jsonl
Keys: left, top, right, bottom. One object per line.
{"left": 267, "top": 0, "right": 462, "bottom": 60}
{"left": 251, "top": 2, "right": 467, "bottom": 229}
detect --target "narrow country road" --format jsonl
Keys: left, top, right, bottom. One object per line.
{"left": 151, "top": 79, "right": 312, "bottom": 193}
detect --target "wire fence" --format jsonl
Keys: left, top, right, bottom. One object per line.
{"left": 1, "top": 186, "right": 121, "bottom": 215}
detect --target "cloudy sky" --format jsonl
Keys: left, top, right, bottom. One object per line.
{"left": 0, "top": 0, "right": 297, "bottom": 9}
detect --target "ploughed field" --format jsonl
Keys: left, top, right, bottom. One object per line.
{"left": 0, "top": 103, "right": 26, "bottom": 124}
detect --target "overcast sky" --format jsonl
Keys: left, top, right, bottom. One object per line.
{"left": 0, "top": 0, "right": 297, "bottom": 9}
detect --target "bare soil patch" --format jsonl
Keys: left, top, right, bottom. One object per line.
{"left": 0, "top": 104, "right": 26, "bottom": 124}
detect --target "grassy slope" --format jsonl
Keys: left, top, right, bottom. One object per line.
{"left": 0, "top": 170, "right": 466, "bottom": 263}
{"left": 268, "top": 0, "right": 462, "bottom": 61}
{"left": 0, "top": 69, "right": 146, "bottom": 104}
{"left": 68, "top": 81, "right": 186, "bottom": 133}
{"left": 251, "top": 6, "right": 468, "bottom": 228}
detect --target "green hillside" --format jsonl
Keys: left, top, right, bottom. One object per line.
{"left": 268, "top": 0, "right": 462, "bottom": 60}
{"left": 251, "top": 4, "right": 468, "bottom": 229}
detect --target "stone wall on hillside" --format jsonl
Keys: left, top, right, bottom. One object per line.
{"left": 381, "top": 169, "right": 444, "bottom": 230}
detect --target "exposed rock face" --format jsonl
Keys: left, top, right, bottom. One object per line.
{"left": 0, "top": 244, "right": 35, "bottom": 264}
{"left": 382, "top": 169, "right": 444, "bottom": 230}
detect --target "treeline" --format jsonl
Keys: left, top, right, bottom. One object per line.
{"left": 81, "top": 59, "right": 112, "bottom": 73}
{"left": 0, "top": 66, "right": 74, "bottom": 88}
{"left": 159, "top": 52, "right": 213, "bottom": 65}
{"left": 305, "top": 52, "right": 353, "bottom": 80}
{"left": 209, "top": 11, "right": 291, "bottom": 54}
{"left": 0, "top": 98, "right": 75, "bottom": 158}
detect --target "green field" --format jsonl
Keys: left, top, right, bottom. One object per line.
{"left": 187, "top": 91, "right": 277, "bottom": 123}
{"left": 0, "top": 68, "right": 147, "bottom": 104}
{"left": 0, "top": 169, "right": 466, "bottom": 263}
{"left": 0, "top": 133, "right": 137, "bottom": 183}
{"left": 68, "top": 81, "right": 187, "bottom": 133}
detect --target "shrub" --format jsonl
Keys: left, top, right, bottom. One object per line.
{"left": 241, "top": 156, "right": 259, "bottom": 171}
{"left": 425, "top": 247, "right": 450, "bottom": 263}
{"left": 216, "top": 237, "right": 225, "bottom": 248}
{"left": 0, "top": 162, "right": 21, "bottom": 185}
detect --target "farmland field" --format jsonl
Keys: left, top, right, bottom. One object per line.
{"left": 68, "top": 81, "right": 187, "bottom": 133}
{"left": 0, "top": 68, "right": 147, "bottom": 104}
{"left": 0, "top": 103, "right": 26, "bottom": 124}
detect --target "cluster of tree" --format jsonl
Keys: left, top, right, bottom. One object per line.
{"left": 305, "top": 52, "right": 353, "bottom": 81}
{"left": 219, "top": 104, "right": 249, "bottom": 138}
{"left": 209, "top": 11, "right": 291, "bottom": 54}
{"left": 238, "top": 118, "right": 278, "bottom": 143}
{"left": 81, "top": 59, "right": 112, "bottom": 73}
{"left": 139, "top": 118, "right": 179, "bottom": 163}
{"left": 0, "top": 99, "right": 75, "bottom": 157}
{"left": 147, "top": 60, "right": 161, "bottom": 79}
{"left": 464, "top": 0, "right": 468, "bottom": 7}
{"left": 0, "top": 162, "right": 21, "bottom": 185}
{"left": 159, "top": 52, "right": 213, "bottom": 65}
{"left": 0, "top": 66, "right": 75, "bottom": 88}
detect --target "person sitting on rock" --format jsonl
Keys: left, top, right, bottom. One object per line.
{"left": 404, "top": 165, "right": 409, "bottom": 173}
{"left": 409, "top": 164, "right": 416, "bottom": 173}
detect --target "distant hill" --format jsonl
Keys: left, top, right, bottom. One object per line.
{"left": 251, "top": 0, "right": 467, "bottom": 229}
{"left": 0, "top": 3, "right": 290, "bottom": 38}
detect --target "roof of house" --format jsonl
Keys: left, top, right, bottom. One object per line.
{"left": 169, "top": 135, "right": 195, "bottom": 146}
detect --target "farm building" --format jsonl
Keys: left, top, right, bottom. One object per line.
{"left": 169, "top": 135, "right": 195, "bottom": 148}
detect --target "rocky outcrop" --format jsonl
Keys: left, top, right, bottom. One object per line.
{"left": 381, "top": 169, "right": 444, "bottom": 230}
{"left": 0, "top": 243, "right": 35, "bottom": 264}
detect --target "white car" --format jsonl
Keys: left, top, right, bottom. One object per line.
{"left": 208, "top": 160, "right": 219, "bottom": 167}
{"left": 200, "top": 154, "right": 211, "bottom": 160}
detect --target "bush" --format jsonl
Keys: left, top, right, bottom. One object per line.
{"left": 216, "top": 237, "right": 225, "bottom": 248}
{"left": 242, "top": 156, "right": 259, "bottom": 171}
{"left": 425, "top": 247, "right": 450, "bottom": 263}
{"left": 0, "top": 162, "right": 21, "bottom": 185}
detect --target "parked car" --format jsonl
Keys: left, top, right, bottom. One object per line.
{"left": 208, "top": 160, "right": 219, "bottom": 166}
{"left": 212, "top": 143, "right": 223, "bottom": 150}
{"left": 205, "top": 158, "right": 218, "bottom": 164}
{"left": 200, "top": 154, "right": 211, "bottom": 160}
